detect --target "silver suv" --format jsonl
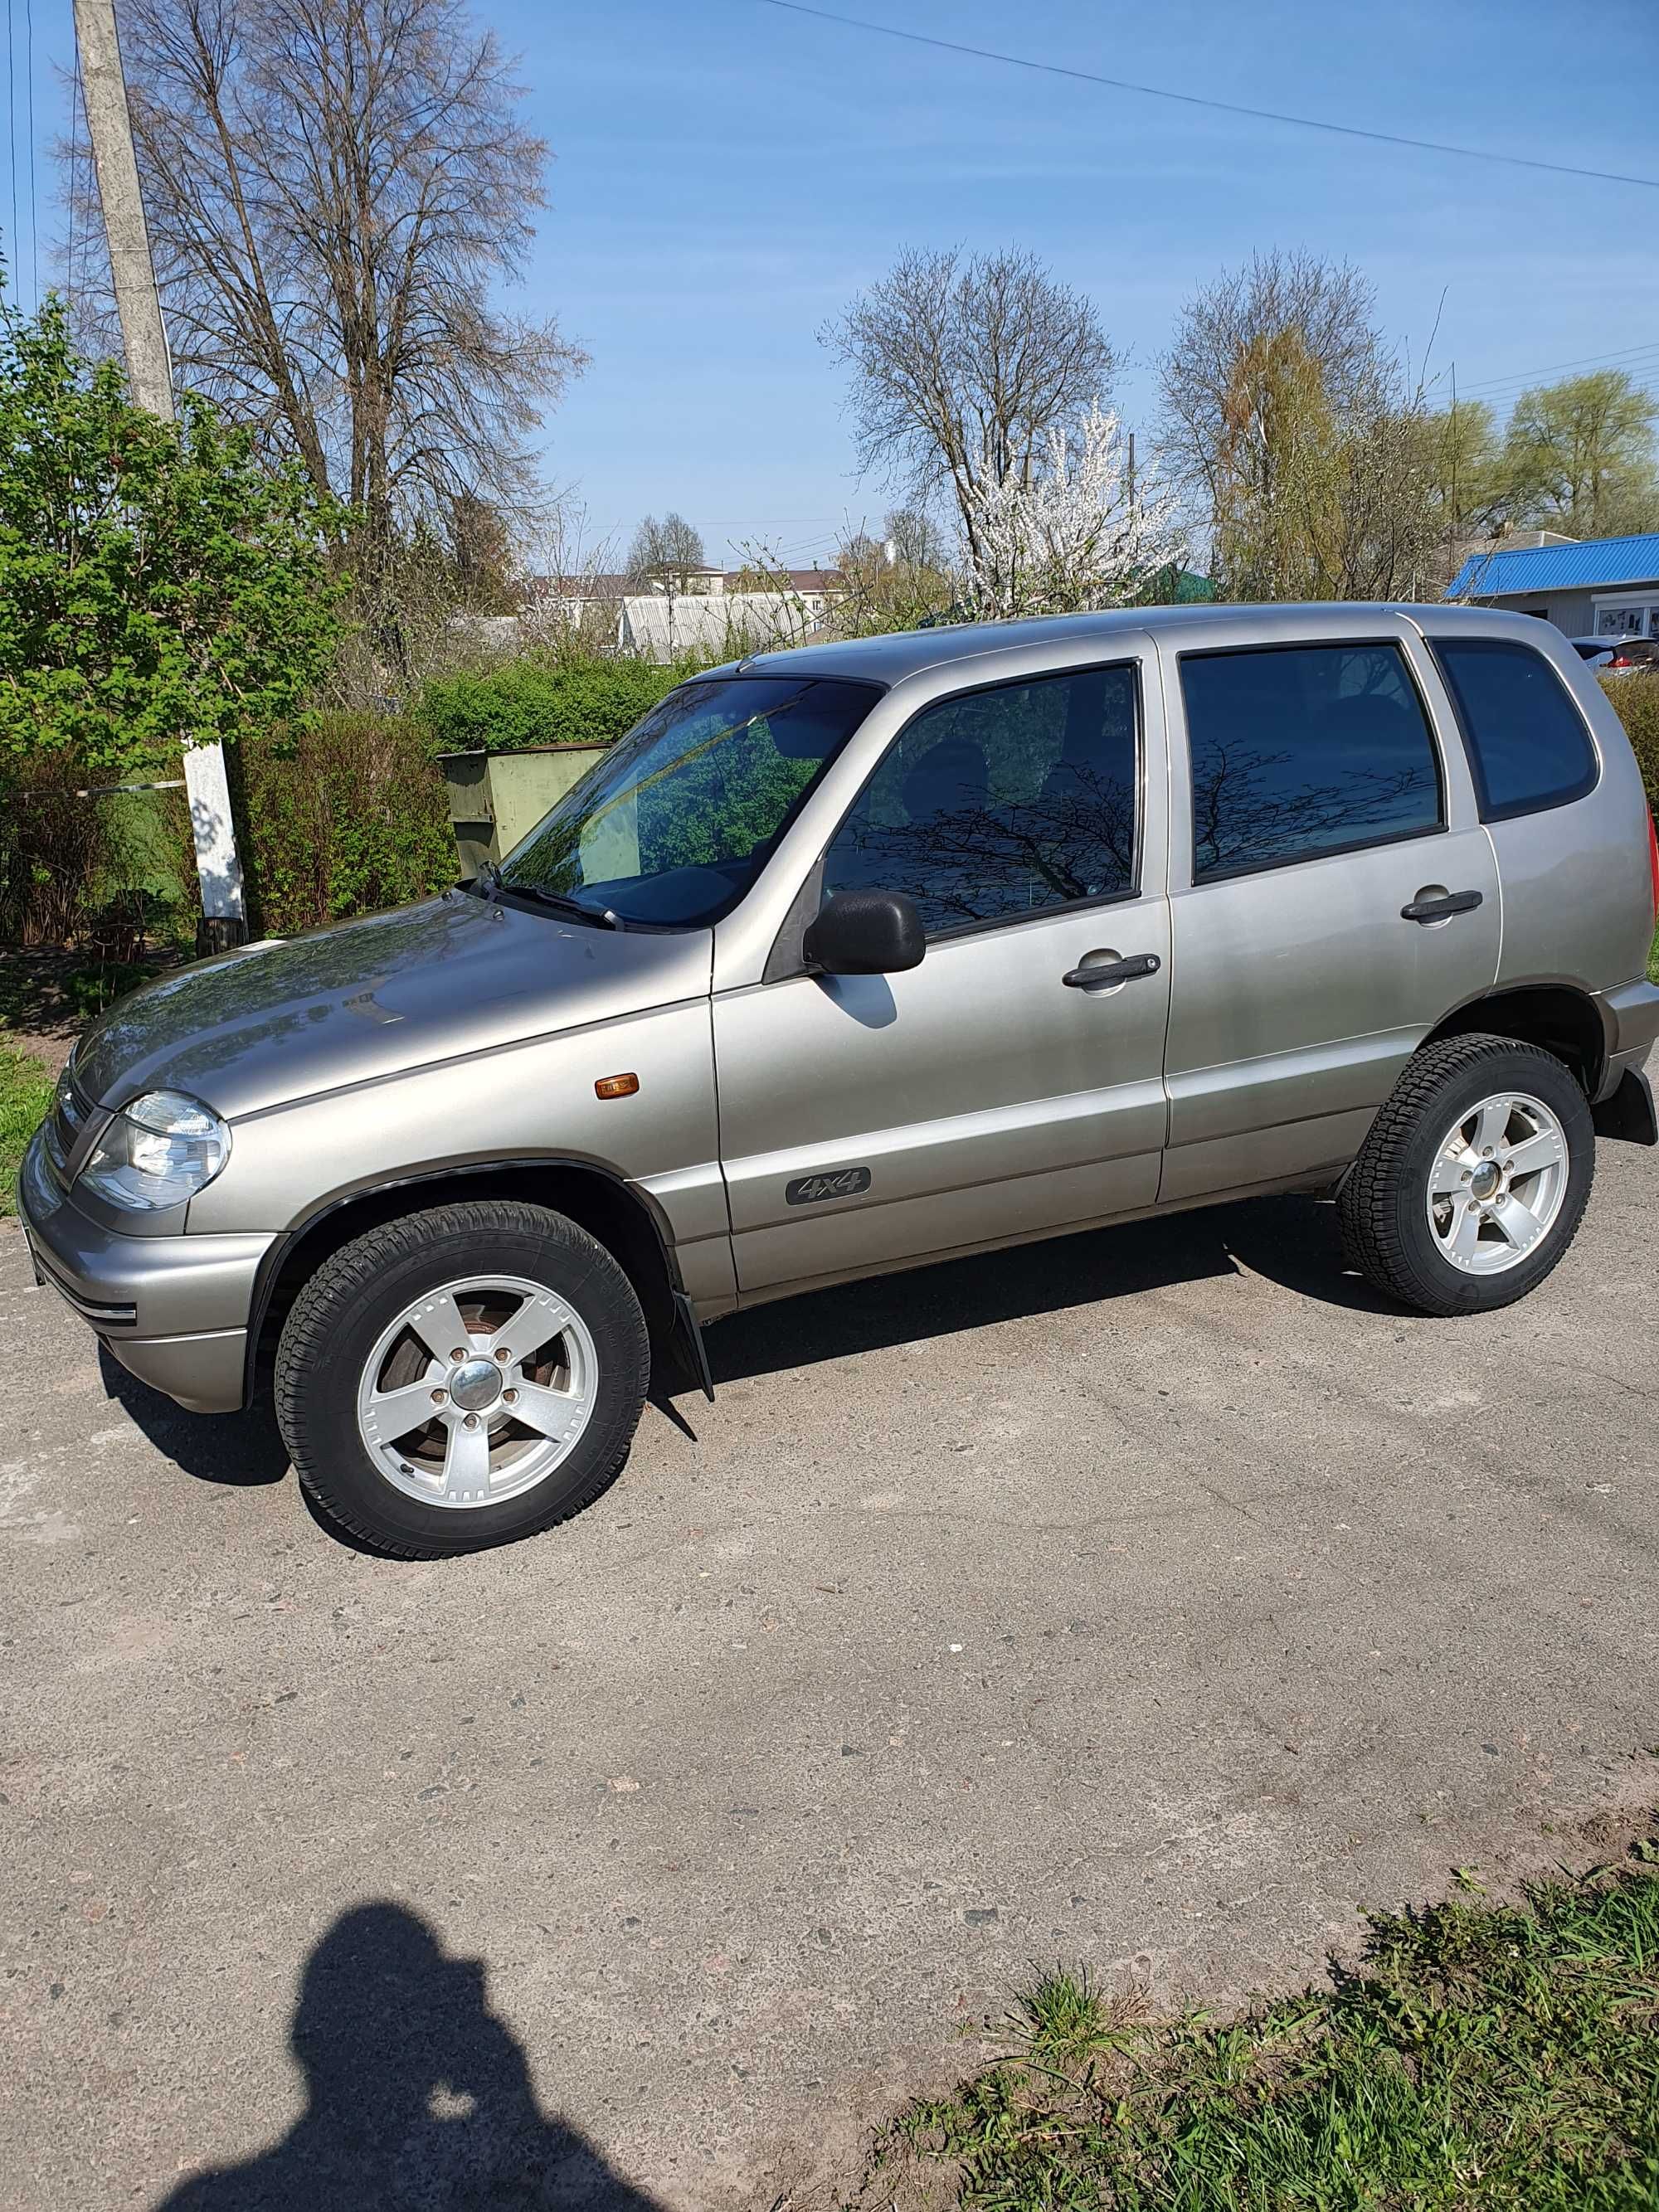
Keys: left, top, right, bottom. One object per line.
{"left": 19, "top": 605, "right": 1659, "bottom": 1557}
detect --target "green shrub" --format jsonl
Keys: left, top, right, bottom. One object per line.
{"left": 416, "top": 655, "right": 685, "bottom": 754}
{"left": 0, "top": 1039, "right": 54, "bottom": 1216}
{"left": 1600, "top": 672, "right": 1659, "bottom": 814}
{"left": 236, "top": 712, "right": 458, "bottom": 936}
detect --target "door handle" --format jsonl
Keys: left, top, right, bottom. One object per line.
{"left": 1400, "top": 889, "right": 1484, "bottom": 922}
{"left": 1063, "top": 953, "right": 1162, "bottom": 989}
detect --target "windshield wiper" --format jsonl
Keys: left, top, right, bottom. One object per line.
{"left": 495, "top": 879, "right": 625, "bottom": 929}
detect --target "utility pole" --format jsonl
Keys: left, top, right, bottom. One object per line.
{"left": 72, "top": 0, "right": 248, "bottom": 955}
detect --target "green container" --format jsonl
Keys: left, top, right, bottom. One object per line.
{"left": 437, "top": 744, "right": 608, "bottom": 875}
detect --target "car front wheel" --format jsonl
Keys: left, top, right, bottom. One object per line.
{"left": 274, "top": 1199, "right": 650, "bottom": 1556}
{"left": 1338, "top": 1033, "right": 1594, "bottom": 1316}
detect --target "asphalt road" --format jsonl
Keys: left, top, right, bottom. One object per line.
{"left": 4, "top": 1153, "right": 1658, "bottom": 2210}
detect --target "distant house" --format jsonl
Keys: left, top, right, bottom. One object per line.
{"left": 518, "top": 564, "right": 844, "bottom": 664}
{"left": 1444, "top": 530, "right": 1659, "bottom": 643}
{"left": 616, "top": 590, "right": 828, "bottom": 663}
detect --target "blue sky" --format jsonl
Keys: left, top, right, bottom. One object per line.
{"left": 11, "top": 0, "right": 1659, "bottom": 567}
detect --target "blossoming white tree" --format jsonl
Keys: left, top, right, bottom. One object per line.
{"left": 961, "top": 403, "right": 1186, "bottom": 620}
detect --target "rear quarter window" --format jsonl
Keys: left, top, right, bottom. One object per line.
{"left": 1430, "top": 638, "right": 1598, "bottom": 821}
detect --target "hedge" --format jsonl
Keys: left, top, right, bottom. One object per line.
{"left": 1602, "top": 673, "right": 1659, "bottom": 815}
{"left": 236, "top": 712, "right": 458, "bottom": 936}
{"left": 416, "top": 656, "right": 687, "bottom": 754}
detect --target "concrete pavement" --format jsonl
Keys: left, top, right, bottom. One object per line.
{"left": 2, "top": 1153, "right": 1657, "bottom": 2208}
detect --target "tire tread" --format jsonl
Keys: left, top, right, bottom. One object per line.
{"left": 1338, "top": 1033, "right": 1592, "bottom": 1317}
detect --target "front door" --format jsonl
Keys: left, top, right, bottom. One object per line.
{"left": 1159, "top": 630, "right": 1501, "bottom": 1202}
{"left": 713, "top": 654, "right": 1173, "bottom": 1298}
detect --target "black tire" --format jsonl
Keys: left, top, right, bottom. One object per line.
{"left": 1338, "top": 1033, "right": 1594, "bottom": 1317}
{"left": 274, "top": 1199, "right": 649, "bottom": 1557}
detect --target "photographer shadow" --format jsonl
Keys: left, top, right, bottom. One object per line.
{"left": 154, "top": 1902, "right": 663, "bottom": 2210}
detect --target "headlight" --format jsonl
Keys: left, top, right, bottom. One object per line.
{"left": 77, "top": 1090, "right": 231, "bottom": 1212}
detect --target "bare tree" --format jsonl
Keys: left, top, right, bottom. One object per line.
{"left": 1161, "top": 252, "right": 1439, "bottom": 600}
{"left": 626, "top": 511, "right": 707, "bottom": 591}
{"left": 64, "top": 0, "right": 584, "bottom": 563}
{"left": 1160, "top": 251, "right": 1381, "bottom": 537}
{"left": 882, "top": 503, "right": 947, "bottom": 570}
{"left": 821, "top": 246, "right": 1118, "bottom": 565}
{"left": 830, "top": 523, "right": 954, "bottom": 638}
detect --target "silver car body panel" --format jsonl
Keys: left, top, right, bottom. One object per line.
{"left": 1408, "top": 608, "right": 1657, "bottom": 996}
{"left": 17, "top": 602, "right": 1657, "bottom": 1412}
{"left": 73, "top": 892, "right": 715, "bottom": 1121}
{"left": 1157, "top": 610, "right": 1502, "bottom": 1200}
{"left": 713, "top": 630, "right": 1170, "bottom": 1296}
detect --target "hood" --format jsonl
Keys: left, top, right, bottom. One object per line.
{"left": 73, "top": 892, "right": 713, "bottom": 1121}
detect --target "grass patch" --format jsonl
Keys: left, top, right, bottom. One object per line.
{"left": 873, "top": 1845, "right": 1659, "bottom": 2209}
{"left": 0, "top": 1039, "right": 55, "bottom": 1218}
{"left": 1649, "top": 921, "right": 1658, "bottom": 985}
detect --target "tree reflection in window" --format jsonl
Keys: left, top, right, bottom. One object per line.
{"left": 824, "top": 664, "right": 1139, "bottom": 936}
{"left": 1182, "top": 642, "right": 1443, "bottom": 882}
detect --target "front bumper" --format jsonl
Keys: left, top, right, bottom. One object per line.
{"left": 17, "top": 1130, "right": 275, "bottom": 1413}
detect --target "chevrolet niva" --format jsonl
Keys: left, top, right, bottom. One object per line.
{"left": 20, "top": 605, "right": 1658, "bottom": 1555}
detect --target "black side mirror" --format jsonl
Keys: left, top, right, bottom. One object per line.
{"left": 803, "top": 890, "right": 925, "bottom": 975}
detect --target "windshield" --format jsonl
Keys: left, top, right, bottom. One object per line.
{"left": 493, "top": 675, "right": 881, "bottom": 928}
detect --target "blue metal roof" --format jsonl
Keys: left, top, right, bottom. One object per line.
{"left": 1445, "top": 532, "right": 1659, "bottom": 600}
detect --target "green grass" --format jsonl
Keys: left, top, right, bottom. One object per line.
{"left": 873, "top": 1844, "right": 1659, "bottom": 2210}
{"left": 0, "top": 1039, "right": 55, "bottom": 1218}
{"left": 1649, "top": 921, "right": 1658, "bottom": 984}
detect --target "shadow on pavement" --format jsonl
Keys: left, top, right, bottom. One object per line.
{"left": 99, "top": 1344, "right": 291, "bottom": 1486}
{"left": 705, "top": 1190, "right": 1396, "bottom": 1388}
{"left": 98, "top": 1194, "right": 1398, "bottom": 1490}
{"left": 153, "top": 1902, "right": 663, "bottom": 2211}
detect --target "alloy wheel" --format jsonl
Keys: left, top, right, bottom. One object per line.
{"left": 1425, "top": 1091, "right": 1569, "bottom": 1276}
{"left": 354, "top": 1272, "right": 599, "bottom": 1509}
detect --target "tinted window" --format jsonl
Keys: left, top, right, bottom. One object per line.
{"left": 498, "top": 676, "right": 878, "bottom": 926}
{"left": 823, "top": 664, "right": 1138, "bottom": 936}
{"left": 1181, "top": 643, "right": 1442, "bottom": 882}
{"left": 1430, "top": 639, "right": 1598, "bottom": 820}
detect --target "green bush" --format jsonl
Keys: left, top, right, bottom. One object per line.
{"left": 0, "top": 1039, "right": 54, "bottom": 1216}
{"left": 1602, "top": 673, "right": 1659, "bottom": 814}
{"left": 236, "top": 713, "right": 458, "bottom": 936}
{"left": 416, "top": 655, "right": 685, "bottom": 754}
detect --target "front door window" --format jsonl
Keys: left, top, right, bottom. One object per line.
{"left": 822, "top": 663, "right": 1140, "bottom": 936}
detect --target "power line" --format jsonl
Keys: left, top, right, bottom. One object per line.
{"left": 756, "top": 0, "right": 1659, "bottom": 193}
{"left": 1454, "top": 342, "right": 1659, "bottom": 400}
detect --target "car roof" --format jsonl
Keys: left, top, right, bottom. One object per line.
{"left": 717, "top": 600, "right": 1562, "bottom": 688}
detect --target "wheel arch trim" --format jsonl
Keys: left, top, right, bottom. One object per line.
{"left": 1418, "top": 980, "right": 1611, "bottom": 1096}
{"left": 242, "top": 1153, "right": 688, "bottom": 1408}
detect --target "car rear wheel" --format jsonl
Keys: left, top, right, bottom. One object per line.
{"left": 275, "top": 1199, "right": 649, "bottom": 1556}
{"left": 1338, "top": 1033, "right": 1593, "bottom": 1316}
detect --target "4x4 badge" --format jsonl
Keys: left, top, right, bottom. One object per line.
{"left": 786, "top": 1166, "right": 872, "bottom": 1206}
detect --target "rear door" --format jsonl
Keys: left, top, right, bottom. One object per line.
{"left": 1160, "top": 625, "right": 1501, "bottom": 1203}
{"left": 713, "top": 647, "right": 1172, "bottom": 1297}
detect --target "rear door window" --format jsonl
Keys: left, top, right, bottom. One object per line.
{"left": 1429, "top": 638, "right": 1598, "bottom": 821}
{"left": 1180, "top": 642, "right": 1443, "bottom": 882}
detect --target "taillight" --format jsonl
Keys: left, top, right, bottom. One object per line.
{"left": 1648, "top": 807, "right": 1659, "bottom": 924}
{"left": 1612, "top": 652, "right": 1636, "bottom": 669}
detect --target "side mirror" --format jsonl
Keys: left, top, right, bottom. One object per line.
{"left": 803, "top": 890, "right": 925, "bottom": 975}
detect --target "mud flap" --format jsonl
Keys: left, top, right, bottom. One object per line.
{"left": 670, "top": 1289, "right": 716, "bottom": 1402}
{"left": 1592, "top": 1064, "right": 1657, "bottom": 1146}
